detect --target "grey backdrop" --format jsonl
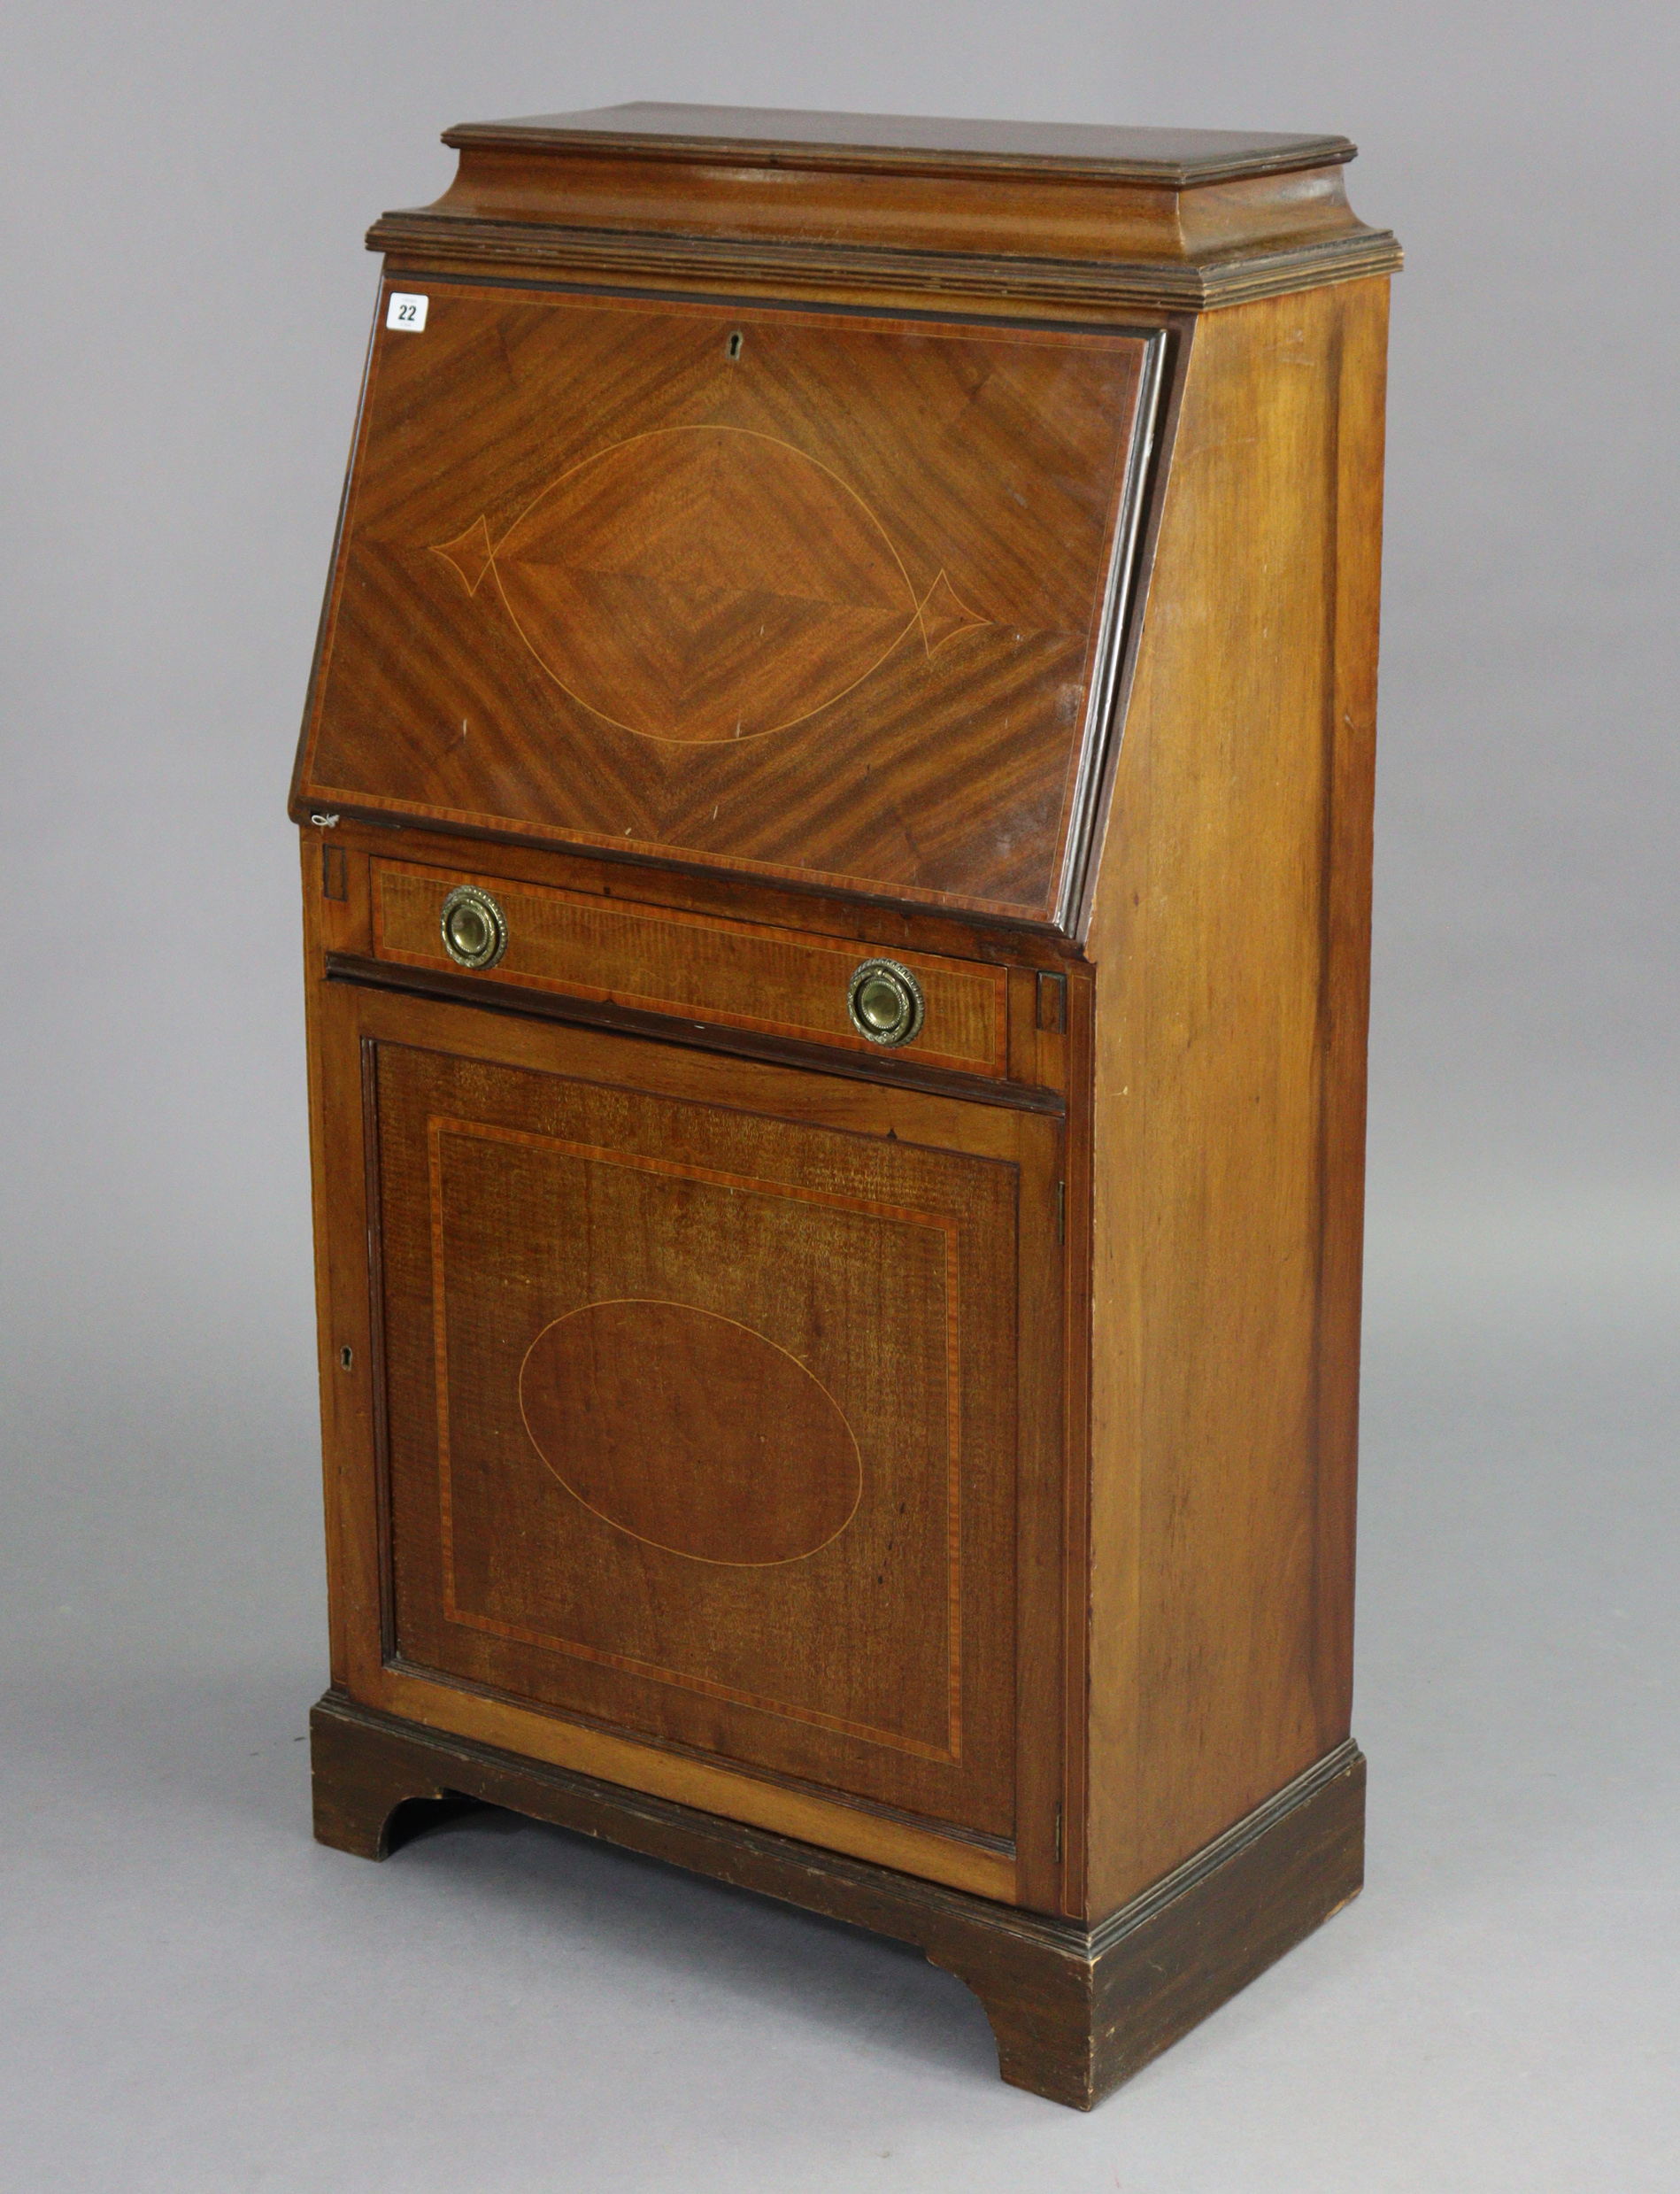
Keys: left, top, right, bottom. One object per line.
{"left": 4, "top": 4, "right": 1676, "bottom": 2189}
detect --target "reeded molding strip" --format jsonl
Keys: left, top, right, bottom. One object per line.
{"left": 366, "top": 212, "right": 1403, "bottom": 312}
{"left": 1086, "top": 1736, "right": 1364, "bottom": 1957}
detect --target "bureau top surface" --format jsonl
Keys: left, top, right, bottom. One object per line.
{"left": 445, "top": 102, "right": 1355, "bottom": 185}
{"left": 371, "top": 100, "right": 1397, "bottom": 331}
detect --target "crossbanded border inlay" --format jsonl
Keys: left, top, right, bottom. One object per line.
{"left": 372, "top": 857, "right": 1009, "bottom": 1077}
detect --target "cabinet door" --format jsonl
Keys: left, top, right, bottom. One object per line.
{"left": 316, "top": 982, "right": 1063, "bottom": 1885}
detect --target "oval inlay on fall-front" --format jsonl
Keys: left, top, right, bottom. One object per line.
{"left": 518, "top": 1299, "right": 862, "bottom": 1565}
{"left": 429, "top": 425, "right": 986, "bottom": 745}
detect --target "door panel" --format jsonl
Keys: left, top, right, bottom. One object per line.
{"left": 353, "top": 993, "right": 1055, "bottom": 1842}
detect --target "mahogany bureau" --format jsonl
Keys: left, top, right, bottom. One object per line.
{"left": 291, "top": 103, "right": 1399, "bottom": 2108}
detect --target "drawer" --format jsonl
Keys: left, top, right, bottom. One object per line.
{"left": 370, "top": 860, "right": 1009, "bottom": 1078}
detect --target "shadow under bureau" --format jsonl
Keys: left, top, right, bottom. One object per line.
{"left": 290, "top": 100, "right": 1398, "bottom": 2108}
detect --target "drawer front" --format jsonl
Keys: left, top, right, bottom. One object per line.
{"left": 372, "top": 859, "right": 1008, "bottom": 1077}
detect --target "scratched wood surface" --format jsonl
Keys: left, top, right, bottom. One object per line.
{"left": 294, "top": 284, "right": 1152, "bottom": 922}
{"left": 366, "top": 1012, "right": 1037, "bottom": 1840}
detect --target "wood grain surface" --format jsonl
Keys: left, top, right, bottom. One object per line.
{"left": 371, "top": 856, "right": 1009, "bottom": 1076}
{"left": 293, "top": 284, "right": 1156, "bottom": 923}
{"left": 366, "top": 104, "right": 1401, "bottom": 316}
{"left": 1082, "top": 279, "right": 1387, "bottom": 1917}
{"left": 519, "top": 1298, "right": 863, "bottom": 1566}
{"left": 445, "top": 104, "right": 1359, "bottom": 181}
{"left": 307, "top": 980, "right": 1065, "bottom": 1853}
{"left": 311, "top": 1690, "right": 1364, "bottom": 2109}
{"left": 303, "top": 812, "right": 1086, "bottom": 972}
{"left": 293, "top": 112, "right": 1394, "bottom": 2068}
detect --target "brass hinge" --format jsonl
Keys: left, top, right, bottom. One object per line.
{"left": 1054, "top": 1802, "right": 1063, "bottom": 1864}
{"left": 1056, "top": 1181, "right": 1065, "bottom": 1244}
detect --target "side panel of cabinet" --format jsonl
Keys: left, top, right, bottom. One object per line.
{"left": 304, "top": 967, "right": 1066, "bottom": 1902}
{"left": 1083, "top": 279, "right": 1387, "bottom": 1918}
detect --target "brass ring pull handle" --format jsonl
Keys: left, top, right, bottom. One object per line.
{"left": 439, "top": 884, "right": 509, "bottom": 970}
{"left": 846, "top": 958, "right": 924, "bottom": 1048}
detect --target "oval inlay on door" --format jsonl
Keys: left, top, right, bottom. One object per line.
{"left": 518, "top": 1299, "right": 863, "bottom": 1565}
{"left": 429, "top": 425, "right": 986, "bottom": 745}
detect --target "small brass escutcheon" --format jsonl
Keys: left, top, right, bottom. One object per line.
{"left": 439, "top": 883, "right": 509, "bottom": 970}
{"left": 846, "top": 957, "right": 924, "bottom": 1048}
